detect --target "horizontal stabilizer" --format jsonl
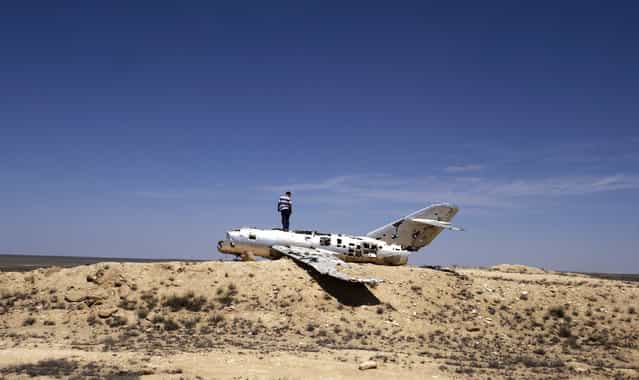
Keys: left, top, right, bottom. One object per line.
{"left": 410, "top": 218, "right": 464, "bottom": 231}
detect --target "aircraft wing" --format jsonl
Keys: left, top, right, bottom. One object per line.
{"left": 271, "top": 245, "right": 383, "bottom": 284}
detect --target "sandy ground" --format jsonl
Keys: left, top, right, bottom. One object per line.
{"left": 0, "top": 347, "right": 446, "bottom": 380}
{"left": 1, "top": 259, "right": 638, "bottom": 379}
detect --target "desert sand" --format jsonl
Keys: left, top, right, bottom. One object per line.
{"left": 1, "top": 258, "right": 638, "bottom": 379}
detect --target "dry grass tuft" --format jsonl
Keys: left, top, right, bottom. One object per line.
{"left": 22, "top": 316, "right": 36, "bottom": 326}
{"left": 163, "top": 291, "right": 207, "bottom": 312}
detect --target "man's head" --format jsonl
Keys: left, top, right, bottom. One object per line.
{"left": 285, "top": 191, "right": 292, "bottom": 197}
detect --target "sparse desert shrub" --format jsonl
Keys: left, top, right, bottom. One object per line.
{"left": 376, "top": 306, "right": 384, "bottom": 315}
{"left": 306, "top": 323, "right": 316, "bottom": 332}
{"left": 185, "top": 295, "right": 207, "bottom": 312}
{"left": 87, "top": 314, "right": 99, "bottom": 326}
{"left": 163, "top": 291, "right": 207, "bottom": 312}
{"left": 215, "top": 284, "right": 238, "bottom": 307}
{"left": 487, "top": 360, "right": 501, "bottom": 369}
{"left": 137, "top": 308, "right": 149, "bottom": 319}
{"left": 43, "top": 320, "right": 55, "bottom": 326}
{"left": 316, "top": 335, "right": 337, "bottom": 346}
{"left": 410, "top": 285, "right": 422, "bottom": 294}
{"left": 163, "top": 318, "right": 179, "bottom": 331}
{"left": 120, "top": 327, "right": 140, "bottom": 338}
{"left": 140, "top": 293, "right": 158, "bottom": 310}
{"left": 1, "top": 359, "right": 79, "bottom": 378}
{"left": 516, "top": 355, "right": 546, "bottom": 368}
{"left": 107, "top": 315, "right": 128, "bottom": 327}
{"left": 208, "top": 313, "right": 225, "bottom": 326}
{"left": 101, "top": 336, "right": 116, "bottom": 348}
{"left": 342, "top": 329, "right": 354, "bottom": 342}
{"left": 118, "top": 298, "right": 137, "bottom": 311}
{"left": 548, "top": 305, "right": 566, "bottom": 319}
{"left": 558, "top": 323, "right": 572, "bottom": 338}
{"left": 547, "top": 358, "right": 565, "bottom": 368}
{"left": 151, "top": 315, "right": 165, "bottom": 324}
{"left": 1, "top": 290, "right": 29, "bottom": 307}
{"left": 629, "top": 306, "right": 636, "bottom": 315}
{"left": 566, "top": 335, "right": 580, "bottom": 349}
{"left": 455, "top": 367, "right": 474, "bottom": 375}
{"left": 181, "top": 317, "right": 200, "bottom": 330}
{"left": 23, "top": 317, "right": 36, "bottom": 326}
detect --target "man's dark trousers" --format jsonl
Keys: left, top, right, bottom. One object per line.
{"left": 281, "top": 210, "right": 291, "bottom": 231}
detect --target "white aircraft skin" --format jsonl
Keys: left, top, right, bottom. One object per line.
{"left": 217, "top": 203, "right": 463, "bottom": 280}
{"left": 218, "top": 228, "right": 411, "bottom": 265}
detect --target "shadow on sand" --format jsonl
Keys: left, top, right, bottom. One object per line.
{"left": 293, "top": 262, "right": 381, "bottom": 307}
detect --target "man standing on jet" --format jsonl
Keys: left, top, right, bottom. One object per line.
{"left": 277, "top": 191, "right": 292, "bottom": 231}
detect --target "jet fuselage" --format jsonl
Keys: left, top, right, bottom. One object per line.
{"left": 218, "top": 228, "right": 409, "bottom": 266}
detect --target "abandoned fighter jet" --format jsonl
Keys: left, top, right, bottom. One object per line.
{"left": 217, "top": 203, "right": 463, "bottom": 284}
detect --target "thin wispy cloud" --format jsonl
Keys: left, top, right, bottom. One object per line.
{"left": 445, "top": 164, "right": 484, "bottom": 173}
{"left": 488, "top": 174, "right": 639, "bottom": 197}
{"left": 131, "top": 187, "right": 223, "bottom": 200}
{"left": 264, "top": 173, "right": 639, "bottom": 208}
{"left": 262, "top": 176, "right": 353, "bottom": 192}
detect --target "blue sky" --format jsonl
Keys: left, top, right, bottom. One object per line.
{"left": 1, "top": 1, "right": 638, "bottom": 272}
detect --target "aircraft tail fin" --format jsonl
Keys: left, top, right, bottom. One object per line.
{"left": 366, "top": 203, "right": 462, "bottom": 251}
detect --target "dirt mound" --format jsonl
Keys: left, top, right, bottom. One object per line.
{"left": 1, "top": 260, "right": 638, "bottom": 379}
{"left": 490, "top": 264, "right": 548, "bottom": 274}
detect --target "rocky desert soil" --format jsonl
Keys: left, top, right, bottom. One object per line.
{"left": 0, "top": 259, "right": 638, "bottom": 379}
